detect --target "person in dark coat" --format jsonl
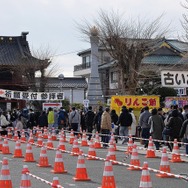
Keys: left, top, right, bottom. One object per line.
{"left": 84, "top": 106, "right": 95, "bottom": 140}
{"left": 166, "top": 109, "right": 183, "bottom": 151}
{"left": 148, "top": 108, "right": 164, "bottom": 150}
{"left": 38, "top": 111, "right": 48, "bottom": 128}
{"left": 58, "top": 107, "right": 67, "bottom": 130}
{"left": 94, "top": 106, "right": 103, "bottom": 133}
{"left": 117, "top": 106, "right": 133, "bottom": 144}
{"left": 80, "top": 109, "right": 86, "bottom": 132}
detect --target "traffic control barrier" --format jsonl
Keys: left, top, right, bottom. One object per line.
{"left": 71, "top": 136, "right": 80, "bottom": 156}
{"left": 107, "top": 140, "right": 117, "bottom": 165}
{"left": 0, "top": 157, "right": 12, "bottom": 188}
{"left": 1, "top": 138, "right": 11, "bottom": 154}
{"left": 81, "top": 130, "right": 88, "bottom": 146}
{"left": 73, "top": 150, "right": 90, "bottom": 181}
{"left": 37, "top": 146, "right": 51, "bottom": 167}
{"left": 23, "top": 143, "right": 36, "bottom": 162}
{"left": 127, "top": 144, "right": 140, "bottom": 171}
{"left": 51, "top": 150, "right": 67, "bottom": 174}
{"left": 139, "top": 162, "right": 152, "bottom": 188}
{"left": 169, "top": 139, "right": 183, "bottom": 163}
{"left": 28, "top": 133, "right": 34, "bottom": 144}
{"left": 87, "top": 139, "right": 97, "bottom": 160}
{"left": 94, "top": 131, "right": 102, "bottom": 149}
{"left": 156, "top": 147, "right": 172, "bottom": 178}
{"left": 145, "top": 136, "right": 156, "bottom": 158}
{"left": 125, "top": 135, "right": 133, "bottom": 154}
{"left": 13, "top": 140, "right": 24, "bottom": 158}
{"left": 20, "top": 165, "right": 31, "bottom": 188}
{"left": 47, "top": 134, "right": 54, "bottom": 149}
{"left": 51, "top": 177, "right": 60, "bottom": 188}
{"left": 98, "top": 155, "right": 116, "bottom": 188}
{"left": 69, "top": 129, "right": 74, "bottom": 144}
{"left": 58, "top": 137, "right": 66, "bottom": 151}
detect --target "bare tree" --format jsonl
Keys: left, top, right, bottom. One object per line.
{"left": 77, "top": 10, "right": 169, "bottom": 94}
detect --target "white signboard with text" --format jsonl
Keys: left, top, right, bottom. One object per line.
{"left": 161, "top": 70, "right": 188, "bottom": 88}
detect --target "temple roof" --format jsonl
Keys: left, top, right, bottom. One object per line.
{"left": 0, "top": 32, "right": 36, "bottom": 66}
{"left": 35, "top": 77, "right": 88, "bottom": 89}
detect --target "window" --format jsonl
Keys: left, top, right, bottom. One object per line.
{"left": 111, "top": 72, "right": 118, "bottom": 83}
{"left": 83, "top": 55, "right": 90, "bottom": 68}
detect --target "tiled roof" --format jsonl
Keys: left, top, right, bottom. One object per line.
{"left": 142, "top": 55, "right": 182, "bottom": 65}
{"left": 0, "top": 32, "right": 36, "bottom": 65}
{"left": 35, "top": 77, "right": 88, "bottom": 89}
{"left": 166, "top": 40, "right": 188, "bottom": 53}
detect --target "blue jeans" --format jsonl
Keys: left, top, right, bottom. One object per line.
{"left": 119, "top": 126, "right": 129, "bottom": 144}
{"left": 141, "top": 128, "right": 150, "bottom": 147}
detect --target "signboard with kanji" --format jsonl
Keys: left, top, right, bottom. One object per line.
{"left": 111, "top": 95, "right": 160, "bottom": 114}
{"left": 0, "top": 89, "right": 64, "bottom": 101}
{"left": 42, "top": 103, "right": 62, "bottom": 111}
{"left": 161, "top": 70, "right": 188, "bottom": 88}
{"left": 165, "top": 97, "right": 188, "bottom": 108}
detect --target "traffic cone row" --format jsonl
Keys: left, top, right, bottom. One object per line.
{"left": 87, "top": 139, "right": 97, "bottom": 160}
{"left": 58, "top": 137, "right": 66, "bottom": 151}
{"left": 145, "top": 136, "right": 156, "bottom": 158}
{"left": 126, "top": 135, "right": 133, "bottom": 154}
{"left": 37, "top": 146, "right": 51, "bottom": 167}
{"left": 107, "top": 140, "right": 117, "bottom": 165}
{"left": 170, "top": 139, "right": 183, "bottom": 163}
{"left": 69, "top": 129, "right": 74, "bottom": 144}
{"left": 71, "top": 136, "right": 80, "bottom": 156}
{"left": 23, "top": 143, "right": 35, "bottom": 162}
{"left": 81, "top": 130, "right": 88, "bottom": 146}
{"left": 46, "top": 135, "right": 54, "bottom": 149}
{"left": 94, "top": 131, "right": 102, "bottom": 149}
{"left": 13, "top": 141, "right": 24, "bottom": 158}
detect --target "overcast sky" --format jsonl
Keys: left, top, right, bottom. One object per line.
{"left": 0, "top": 0, "right": 187, "bottom": 77}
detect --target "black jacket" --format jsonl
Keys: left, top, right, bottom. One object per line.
{"left": 117, "top": 109, "right": 133, "bottom": 127}
{"left": 84, "top": 110, "right": 95, "bottom": 127}
{"left": 179, "top": 119, "right": 188, "bottom": 138}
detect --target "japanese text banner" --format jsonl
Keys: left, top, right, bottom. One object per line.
{"left": 0, "top": 89, "right": 64, "bottom": 101}
{"left": 161, "top": 70, "right": 188, "bottom": 87}
{"left": 111, "top": 95, "right": 160, "bottom": 109}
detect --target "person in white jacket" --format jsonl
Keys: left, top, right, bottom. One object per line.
{"left": 0, "top": 112, "right": 10, "bottom": 135}
{"left": 128, "top": 108, "right": 137, "bottom": 136}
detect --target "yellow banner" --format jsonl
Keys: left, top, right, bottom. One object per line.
{"left": 111, "top": 95, "right": 160, "bottom": 114}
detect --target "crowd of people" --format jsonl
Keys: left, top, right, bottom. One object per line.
{"left": 0, "top": 104, "right": 188, "bottom": 153}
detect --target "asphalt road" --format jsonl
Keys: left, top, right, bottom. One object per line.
{"left": 0, "top": 135, "right": 188, "bottom": 188}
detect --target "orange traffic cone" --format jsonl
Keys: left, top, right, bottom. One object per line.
{"left": 58, "top": 137, "right": 66, "bottom": 151}
{"left": 20, "top": 165, "right": 31, "bottom": 188}
{"left": 71, "top": 136, "right": 80, "bottom": 156}
{"left": 94, "top": 132, "right": 102, "bottom": 149}
{"left": 37, "top": 133, "right": 43, "bottom": 147}
{"left": 69, "top": 129, "right": 74, "bottom": 144}
{"left": 110, "top": 133, "right": 117, "bottom": 150}
{"left": 13, "top": 140, "right": 24, "bottom": 158}
{"left": 20, "top": 130, "right": 27, "bottom": 143}
{"left": 98, "top": 155, "right": 116, "bottom": 188}
{"left": 127, "top": 144, "right": 140, "bottom": 170}
{"left": 60, "top": 129, "right": 67, "bottom": 142}
{"left": 51, "top": 128, "right": 57, "bottom": 141}
{"left": 81, "top": 130, "right": 88, "bottom": 146}
{"left": 23, "top": 143, "right": 35, "bottom": 162}
{"left": 13, "top": 128, "right": 19, "bottom": 141}
{"left": 145, "top": 136, "right": 156, "bottom": 158}
{"left": 43, "top": 128, "right": 48, "bottom": 139}
{"left": 1, "top": 139, "right": 11, "bottom": 154}
{"left": 28, "top": 133, "right": 34, "bottom": 144}
{"left": 0, "top": 136, "right": 3, "bottom": 151}
{"left": 51, "top": 150, "right": 67, "bottom": 174}
{"left": 107, "top": 140, "right": 117, "bottom": 165}
{"left": 37, "top": 146, "right": 51, "bottom": 167}
{"left": 73, "top": 150, "right": 90, "bottom": 181}
{"left": 51, "top": 177, "right": 60, "bottom": 188}
{"left": 169, "top": 139, "right": 183, "bottom": 163}
{"left": 46, "top": 134, "right": 54, "bottom": 149}
{"left": 126, "top": 135, "right": 133, "bottom": 154}
{"left": 139, "top": 162, "right": 152, "bottom": 188}
{"left": 0, "top": 157, "right": 12, "bottom": 188}
{"left": 87, "top": 139, "right": 97, "bottom": 160}
{"left": 156, "top": 147, "right": 172, "bottom": 178}
{"left": 7, "top": 128, "right": 12, "bottom": 139}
